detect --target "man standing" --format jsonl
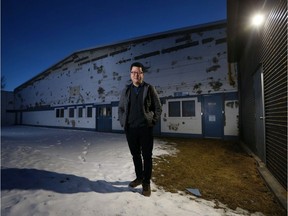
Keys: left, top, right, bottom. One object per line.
{"left": 118, "top": 62, "right": 162, "bottom": 197}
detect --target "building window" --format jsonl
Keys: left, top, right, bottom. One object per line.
{"left": 87, "top": 106, "right": 93, "bottom": 118}
{"left": 78, "top": 107, "right": 83, "bottom": 118}
{"left": 168, "top": 100, "right": 196, "bottom": 117}
{"left": 168, "top": 101, "right": 181, "bottom": 117}
{"left": 98, "top": 106, "right": 112, "bottom": 117}
{"left": 106, "top": 107, "right": 112, "bottom": 117}
{"left": 182, "top": 100, "right": 196, "bottom": 117}
{"left": 69, "top": 108, "right": 74, "bottom": 118}
{"left": 56, "top": 109, "right": 60, "bottom": 118}
{"left": 98, "top": 107, "right": 104, "bottom": 117}
{"left": 60, "top": 109, "right": 64, "bottom": 117}
{"left": 56, "top": 108, "right": 64, "bottom": 118}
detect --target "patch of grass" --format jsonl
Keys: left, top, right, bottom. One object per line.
{"left": 153, "top": 138, "right": 286, "bottom": 216}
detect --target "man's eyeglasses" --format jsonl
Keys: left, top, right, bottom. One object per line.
{"left": 130, "top": 71, "right": 143, "bottom": 75}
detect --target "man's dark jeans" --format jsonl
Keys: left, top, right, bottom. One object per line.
{"left": 126, "top": 126, "right": 154, "bottom": 184}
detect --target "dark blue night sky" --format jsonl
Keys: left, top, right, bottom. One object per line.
{"left": 2, "top": 0, "right": 226, "bottom": 91}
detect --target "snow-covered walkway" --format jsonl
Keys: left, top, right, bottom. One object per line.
{"left": 1, "top": 126, "right": 263, "bottom": 216}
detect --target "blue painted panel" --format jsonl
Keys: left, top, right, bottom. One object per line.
{"left": 203, "top": 95, "right": 223, "bottom": 138}
{"left": 96, "top": 105, "right": 112, "bottom": 132}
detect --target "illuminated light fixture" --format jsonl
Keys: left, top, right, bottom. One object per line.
{"left": 251, "top": 13, "right": 265, "bottom": 27}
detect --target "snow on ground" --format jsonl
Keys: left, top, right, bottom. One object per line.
{"left": 1, "top": 126, "right": 263, "bottom": 216}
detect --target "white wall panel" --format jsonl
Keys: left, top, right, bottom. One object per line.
{"left": 161, "top": 98, "right": 202, "bottom": 134}
{"left": 224, "top": 100, "right": 239, "bottom": 136}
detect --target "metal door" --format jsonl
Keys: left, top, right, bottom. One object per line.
{"left": 16, "top": 111, "right": 22, "bottom": 125}
{"left": 253, "top": 67, "right": 266, "bottom": 162}
{"left": 96, "top": 105, "right": 112, "bottom": 132}
{"left": 202, "top": 95, "right": 223, "bottom": 138}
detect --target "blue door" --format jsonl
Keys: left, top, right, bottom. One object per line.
{"left": 202, "top": 95, "right": 223, "bottom": 138}
{"left": 96, "top": 105, "right": 112, "bottom": 132}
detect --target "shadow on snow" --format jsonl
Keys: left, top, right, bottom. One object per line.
{"left": 1, "top": 168, "right": 141, "bottom": 194}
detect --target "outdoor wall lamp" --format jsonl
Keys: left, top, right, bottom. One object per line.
{"left": 251, "top": 13, "right": 265, "bottom": 27}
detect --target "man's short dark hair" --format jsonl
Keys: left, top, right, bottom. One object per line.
{"left": 130, "top": 62, "right": 145, "bottom": 72}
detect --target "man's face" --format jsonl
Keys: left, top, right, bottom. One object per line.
{"left": 130, "top": 66, "right": 144, "bottom": 86}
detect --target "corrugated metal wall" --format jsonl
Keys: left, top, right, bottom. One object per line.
{"left": 261, "top": 0, "right": 287, "bottom": 189}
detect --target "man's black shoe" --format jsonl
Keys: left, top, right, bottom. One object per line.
{"left": 142, "top": 183, "right": 151, "bottom": 197}
{"left": 128, "top": 179, "right": 142, "bottom": 188}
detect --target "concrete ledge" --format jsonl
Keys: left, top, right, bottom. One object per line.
{"left": 240, "top": 142, "right": 287, "bottom": 211}
{"left": 257, "top": 165, "right": 287, "bottom": 211}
